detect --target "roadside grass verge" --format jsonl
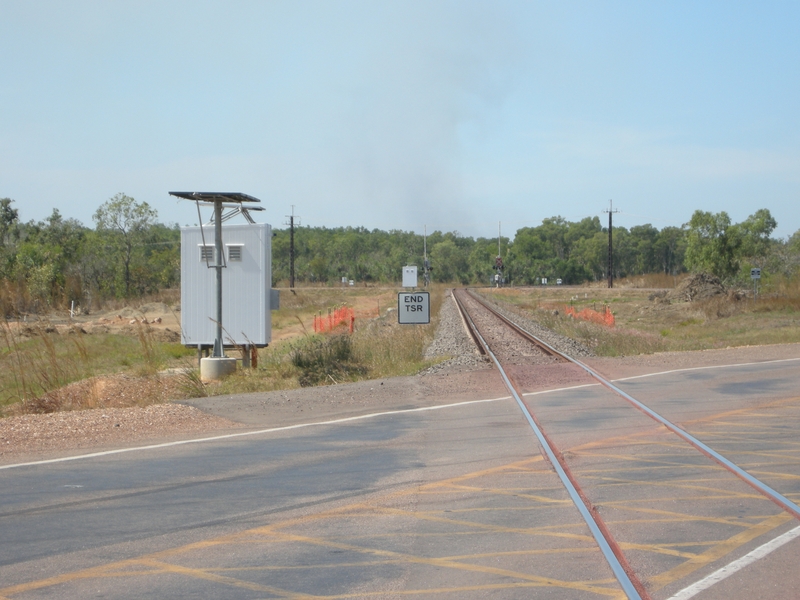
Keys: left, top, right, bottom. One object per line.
{"left": 479, "top": 280, "right": 800, "bottom": 356}
{"left": 0, "top": 320, "right": 194, "bottom": 414}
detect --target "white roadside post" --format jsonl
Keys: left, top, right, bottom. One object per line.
{"left": 751, "top": 268, "right": 761, "bottom": 301}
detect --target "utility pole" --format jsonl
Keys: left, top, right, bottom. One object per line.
{"left": 603, "top": 200, "right": 619, "bottom": 288}
{"left": 494, "top": 221, "right": 504, "bottom": 287}
{"left": 286, "top": 206, "right": 300, "bottom": 289}
{"left": 423, "top": 225, "right": 430, "bottom": 287}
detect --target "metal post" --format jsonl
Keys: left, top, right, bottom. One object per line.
{"left": 604, "top": 200, "right": 618, "bottom": 289}
{"left": 607, "top": 210, "right": 613, "bottom": 289}
{"left": 287, "top": 205, "right": 299, "bottom": 290}
{"left": 214, "top": 199, "right": 224, "bottom": 357}
{"left": 289, "top": 213, "right": 295, "bottom": 289}
{"left": 423, "top": 225, "right": 430, "bottom": 287}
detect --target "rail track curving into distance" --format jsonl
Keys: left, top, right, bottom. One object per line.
{"left": 452, "top": 288, "right": 800, "bottom": 600}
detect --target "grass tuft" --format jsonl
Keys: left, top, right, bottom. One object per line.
{"left": 290, "top": 335, "right": 366, "bottom": 387}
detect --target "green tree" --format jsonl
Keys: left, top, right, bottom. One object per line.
{"left": 570, "top": 232, "right": 607, "bottom": 281}
{"left": 738, "top": 208, "right": 777, "bottom": 263}
{"left": 0, "top": 198, "right": 20, "bottom": 280}
{"left": 628, "top": 224, "right": 660, "bottom": 274}
{"left": 93, "top": 194, "right": 158, "bottom": 296}
{"left": 0, "top": 198, "right": 19, "bottom": 247}
{"left": 653, "top": 226, "right": 686, "bottom": 275}
{"left": 430, "top": 239, "right": 469, "bottom": 283}
{"left": 685, "top": 209, "right": 778, "bottom": 280}
{"left": 684, "top": 210, "right": 741, "bottom": 279}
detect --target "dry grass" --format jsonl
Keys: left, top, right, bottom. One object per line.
{"left": 82, "top": 289, "right": 181, "bottom": 315}
{"left": 481, "top": 278, "right": 800, "bottom": 356}
{"left": 0, "top": 281, "right": 181, "bottom": 319}
{"left": 352, "top": 285, "right": 443, "bottom": 378}
{"left": 610, "top": 273, "right": 685, "bottom": 289}
{"left": 1, "top": 320, "right": 91, "bottom": 412}
{"left": 180, "top": 285, "right": 445, "bottom": 397}
{"left": 0, "top": 318, "right": 194, "bottom": 414}
{"left": 270, "top": 286, "right": 394, "bottom": 339}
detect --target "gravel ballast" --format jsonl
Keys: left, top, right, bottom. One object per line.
{"left": 421, "top": 290, "right": 489, "bottom": 374}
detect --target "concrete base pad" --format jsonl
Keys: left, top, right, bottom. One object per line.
{"left": 200, "top": 357, "right": 237, "bottom": 381}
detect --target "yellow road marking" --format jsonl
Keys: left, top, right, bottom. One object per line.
{"left": 0, "top": 456, "right": 617, "bottom": 599}
{"left": 647, "top": 513, "right": 794, "bottom": 590}
{"left": 364, "top": 504, "right": 595, "bottom": 542}
{"left": 438, "top": 483, "right": 572, "bottom": 504}
{"left": 588, "top": 474, "right": 767, "bottom": 500}
{"left": 601, "top": 504, "right": 771, "bottom": 528}
{"left": 680, "top": 396, "right": 800, "bottom": 426}
{"left": 263, "top": 530, "right": 623, "bottom": 597}
{"left": 4, "top": 393, "right": 798, "bottom": 597}
{"left": 309, "top": 582, "right": 625, "bottom": 599}
{"left": 136, "top": 558, "right": 314, "bottom": 598}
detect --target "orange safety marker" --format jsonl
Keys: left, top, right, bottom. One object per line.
{"left": 313, "top": 307, "right": 355, "bottom": 334}
{"left": 565, "top": 304, "right": 615, "bottom": 327}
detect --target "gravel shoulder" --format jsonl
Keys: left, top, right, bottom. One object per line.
{"left": 3, "top": 291, "right": 799, "bottom": 466}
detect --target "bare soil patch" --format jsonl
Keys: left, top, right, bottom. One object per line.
{"left": 6, "top": 302, "right": 182, "bottom": 341}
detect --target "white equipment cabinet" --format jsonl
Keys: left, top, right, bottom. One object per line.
{"left": 181, "top": 222, "right": 274, "bottom": 347}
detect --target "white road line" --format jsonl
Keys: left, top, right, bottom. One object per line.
{"left": 518, "top": 358, "right": 800, "bottom": 398}
{"left": 0, "top": 395, "right": 511, "bottom": 471}
{"left": 520, "top": 358, "right": 800, "bottom": 395}
{"left": 667, "top": 526, "right": 800, "bottom": 600}
{"left": 522, "top": 383, "right": 599, "bottom": 396}
{"left": 615, "top": 357, "right": 800, "bottom": 382}
{"left": 7, "top": 356, "right": 797, "bottom": 471}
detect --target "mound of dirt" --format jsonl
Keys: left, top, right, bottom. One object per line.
{"left": 668, "top": 272, "right": 726, "bottom": 302}
{"left": 139, "top": 302, "right": 171, "bottom": 314}
{"left": 152, "top": 327, "right": 181, "bottom": 342}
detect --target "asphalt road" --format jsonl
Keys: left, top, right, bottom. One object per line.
{"left": 1, "top": 356, "right": 799, "bottom": 599}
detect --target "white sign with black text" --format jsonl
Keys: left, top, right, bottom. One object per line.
{"left": 398, "top": 292, "right": 430, "bottom": 324}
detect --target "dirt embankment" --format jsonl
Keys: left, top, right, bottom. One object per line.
{"left": 7, "top": 302, "right": 182, "bottom": 342}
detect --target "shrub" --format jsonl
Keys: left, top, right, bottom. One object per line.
{"left": 290, "top": 334, "right": 366, "bottom": 387}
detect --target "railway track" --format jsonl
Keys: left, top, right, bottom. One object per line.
{"left": 452, "top": 288, "right": 800, "bottom": 600}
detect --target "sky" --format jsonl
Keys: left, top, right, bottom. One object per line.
{"left": 2, "top": 1, "right": 799, "bottom": 240}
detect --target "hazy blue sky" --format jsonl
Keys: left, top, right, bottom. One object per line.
{"left": 2, "top": 1, "right": 799, "bottom": 239}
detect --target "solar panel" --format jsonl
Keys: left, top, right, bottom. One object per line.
{"left": 169, "top": 192, "right": 261, "bottom": 203}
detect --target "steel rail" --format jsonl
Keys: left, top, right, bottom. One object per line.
{"left": 463, "top": 293, "right": 561, "bottom": 358}
{"left": 452, "top": 290, "right": 646, "bottom": 600}
{"left": 465, "top": 289, "right": 800, "bottom": 522}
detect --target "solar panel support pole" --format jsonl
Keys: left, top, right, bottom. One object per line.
{"left": 213, "top": 199, "right": 224, "bottom": 357}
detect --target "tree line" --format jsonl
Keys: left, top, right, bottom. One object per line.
{"left": 0, "top": 194, "right": 179, "bottom": 315}
{"left": 2, "top": 193, "right": 798, "bottom": 315}
{"left": 273, "top": 211, "right": 797, "bottom": 287}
